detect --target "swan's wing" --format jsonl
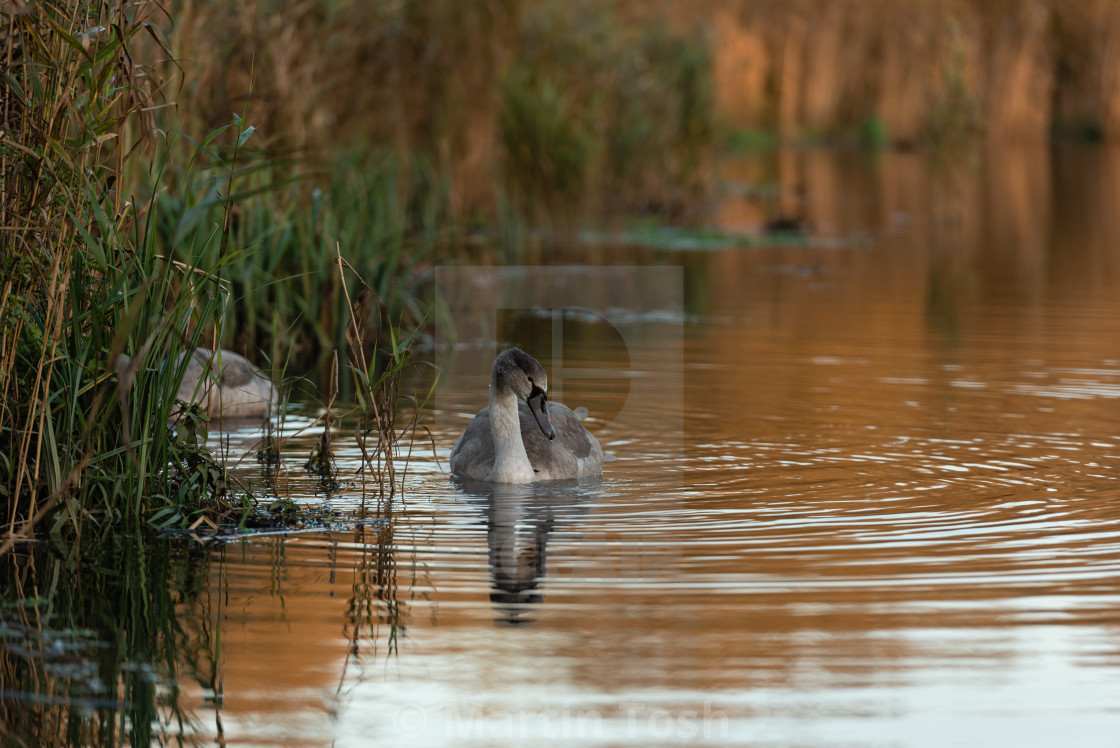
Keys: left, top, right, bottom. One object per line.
{"left": 449, "top": 402, "right": 604, "bottom": 481}
{"left": 449, "top": 407, "right": 495, "bottom": 479}
{"left": 518, "top": 401, "right": 603, "bottom": 479}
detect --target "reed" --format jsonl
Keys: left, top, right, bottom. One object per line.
{"left": 0, "top": 0, "right": 444, "bottom": 543}
{"left": 336, "top": 250, "right": 437, "bottom": 513}
{"left": 0, "top": 0, "right": 229, "bottom": 543}
{"left": 705, "top": 0, "right": 1120, "bottom": 145}
{"left": 151, "top": 0, "right": 1120, "bottom": 217}
{"left": 141, "top": 146, "right": 440, "bottom": 363}
{"left": 0, "top": 534, "right": 214, "bottom": 746}
{"left": 150, "top": 0, "right": 716, "bottom": 226}
{"left": 163, "top": 0, "right": 517, "bottom": 219}
{"left": 504, "top": 2, "right": 714, "bottom": 223}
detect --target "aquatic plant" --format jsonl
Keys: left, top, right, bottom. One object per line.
{"left": 0, "top": 1, "right": 435, "bottom": 544}
{"left": 0, "top": 0, "right": 282, "bottom": 541}
{"left": 500, "top": 2, "right": 714, "bottom": 224}
{"left": 138, "top": 143, "right": 439, "bottom": 364}
{"left": 0, "top": 0, "right": 227, "bottom": 542}
{"left": 703, "top": 0, "right": 1120, "bottom": 146}
{"left": 336, "top": 253, "right": 438, "bottom": 510}
{"left": 0, "top": 533, "right": 213, "bottom": 747}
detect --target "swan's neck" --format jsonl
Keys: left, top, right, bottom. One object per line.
{"left": 488, "top": 372, "right": 535, "bottom": 483}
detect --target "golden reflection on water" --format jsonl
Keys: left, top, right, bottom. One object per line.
{"left": 190, "top": 146, "right": 1120, "bottom": 746}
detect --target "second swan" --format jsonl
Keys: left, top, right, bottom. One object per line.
{"left": 449, "top": 348, "right": 603, "bottom": 483}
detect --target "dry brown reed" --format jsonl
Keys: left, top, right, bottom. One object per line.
{"left": 138, "top": 0, "right": 1120, "bottom": 247}
{"left": 1, "top": 1, "right": 171, "bottom": 540}
{"left": 705, "top": 0, "right": 1120, "bottom": 144}
{"left": 166, "top": 0, "right": 519, "bottom": 216}
{"left": 151, "top": 0, "right": 715, "bottom": 222}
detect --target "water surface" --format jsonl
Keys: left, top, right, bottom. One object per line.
{"left": 10, "top": 145, "right": 1120, "bottom": 746}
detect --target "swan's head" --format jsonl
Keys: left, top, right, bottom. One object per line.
{"left": 496, "top": 348, "right": 555, "bottom": 441}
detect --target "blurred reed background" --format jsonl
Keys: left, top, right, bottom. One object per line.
{"left": 707, "top": 0, "right": 1120, "bottom": 146}
{"left": 164, "top": 0, "right": 1120, "bottom": 183}
{"left": 162, "top": 0, "right": 715, "bottom": 222}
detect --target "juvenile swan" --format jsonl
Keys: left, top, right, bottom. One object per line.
{"left": 175, "top": 348, "right": 275, "bottom": 418}
{"left": 449, "top": 348, "right": 603, "bottom": 483}
{"left": 118, "top": 348, "right": 275, "bottom": 419}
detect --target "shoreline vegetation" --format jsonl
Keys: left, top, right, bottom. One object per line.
{"left": 707, "top": 0, "right": 1120, "bottom": 147}
{"left": 3, "top": 1, "right": 1120, "bottom": 743}
{"left": 2, "top": 0, "right": 1120, "bottom": 540}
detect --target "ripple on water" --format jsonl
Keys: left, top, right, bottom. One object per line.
{"left": 178, "top": 316, "right": 1120, "bottom": 746}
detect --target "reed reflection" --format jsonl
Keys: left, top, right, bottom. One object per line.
{"left": 0, "top": 536, "right": 212, "bottom": 747}
{"left": 455, "top": 478, "right": 600, "bottom": 625}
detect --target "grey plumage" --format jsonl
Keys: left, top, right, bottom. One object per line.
{"left": 449, "top": 348, "right": 603, "bottom": 482}
{"left": 175, "top": 348, "right": 275, "bottom": 418}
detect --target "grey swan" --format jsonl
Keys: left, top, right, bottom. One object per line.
{"left": 175, "top": 348, "right": 275, "bottom": 418}
{"left": 117, "top": 348, "right": 276, "bottom": 419}
{"left": 449, "top": 348, "right": 603, "bottom": 483}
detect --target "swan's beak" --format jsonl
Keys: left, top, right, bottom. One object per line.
{"left": 528, "top": 389, "right": 555, "bottom": 441}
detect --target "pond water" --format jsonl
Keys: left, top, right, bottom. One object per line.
{"left": 8, "top": 145, "right": 1120, "bottom": 746}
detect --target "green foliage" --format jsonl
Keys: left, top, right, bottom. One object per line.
{"left": 0, "top": 0, "right": 216, "bottom": 539}
{"left": 857, "top": 116, "right": 890, "bottom": 148}
{"left": 500, "top": 69, "right": 591, "bottom": 224}
{"left": 1052, "top": 117, "right": 1105, "bottom": 142}
{"left": 499, "top": 2, "right": 715, "bottom": 222}
{"left": 724, "top": 127, "right": 780, "bottom": 151}
{"left": 1, "top": 2, "right": 435, "bottom": 542}
{"left": 924, "top": 20, "right": 979, "bottom": 148}
{"left": 141, "top": 145, "right": 438, "bottom": 363}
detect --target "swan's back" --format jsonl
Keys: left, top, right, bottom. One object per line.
{"left": 177, "top": 348, "right": 275, "bottom": 418}
{"left": 450, "top": 401, "right": 603, "bottom": 481}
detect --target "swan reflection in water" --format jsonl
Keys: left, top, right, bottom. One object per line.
{"left": 454, "top": 477, "right": 601, "bottom": 625}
